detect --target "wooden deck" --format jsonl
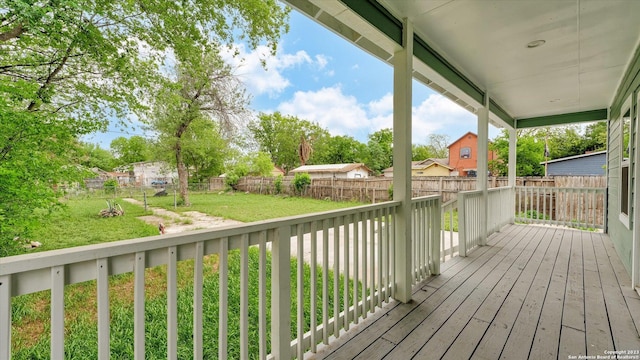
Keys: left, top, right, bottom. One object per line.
{"left": 311, "top": 224, "right": 640, "bottom": 359}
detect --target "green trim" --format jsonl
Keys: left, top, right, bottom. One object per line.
{"left": 516, "top": 109, "right": 608, "bottom": 128}
{"left": 611, "top": 43, "right": 640, "bottom": 120}
{"left": 412, "top": 36, "right": 484, "bottom": 105}
{"left": 340, "top": 0, "right": 402, "bottom": 45}
{"left": 489, "top": 99, "right": 514, "bottom": 127}
{"left": 340, "top": 0, "right": 521, "bottom": 127}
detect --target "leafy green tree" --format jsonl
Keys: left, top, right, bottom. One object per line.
{"left": 152, "top": 53, "right": 249, "bottom": 206}
{"left": 174, "top": 120, "right": 229, "bottom": 183}
{"left": 314, "top": 135, "right": 367, "bottom": 164}
{"left": 1, "top": 0, "right": 288, "bottom": 248}
{"left": 110, "top": 136, "right": 153, "bottom": 166}
{"left": 248, "top": 112, "right": 329, "bottom": 172}
{"left": 545, "top": 126, "right": 585, "bottom": 159}
{"left": 365, "top": 128, "right": 393, "bottom": 175}
{"left": 489, "top": 129, "right": 544, "bottom": 176}
{"left": 76, "top": 142, "right": 117, "bottom": 171}
{"left": 583, "top": 121, "right": 607, "bottom": 152}
{"left": 412, "top": 144, "right": 432, "bottom": 161}
{"left": 250, "top": 152, "right": 276, "bottom": 176}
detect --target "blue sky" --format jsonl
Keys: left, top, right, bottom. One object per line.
{"left": 84, "top": 9, "right": 500, "bottom": 149}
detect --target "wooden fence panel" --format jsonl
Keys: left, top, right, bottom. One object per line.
{"left": 230, "top": 175, "right": 605, "bottom": 204}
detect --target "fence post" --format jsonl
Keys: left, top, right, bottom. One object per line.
{"left": 271, "top": 226, "right": 291, "bottom": 359}
{"left": 174, "top": 190, "right": 177, "bottom": 209}
{"left": 143, "top": 192, "right": 147, "bottom": 212}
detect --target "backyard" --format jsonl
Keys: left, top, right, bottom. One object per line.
{"left": 10, "top": 193, "right": 363, "bottom": 358}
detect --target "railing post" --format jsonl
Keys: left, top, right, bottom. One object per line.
{"left": 431, "top": 198, "right": 441, "bottom": 275}
{"left": 458, "top": 192, "right": 467, "bottom": 257}
{"left": 0, "top": 275, "right": 11, "bottom": 360}
{"left": 271, "top": 226, "right": 291, "bottom": 359}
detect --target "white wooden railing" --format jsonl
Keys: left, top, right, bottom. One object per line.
{"left": 411, "top": 196, "right": 441, "bottom": 285}
{"left": 440, "top": 198, "right": 458, "bottom": 262}
{"left": 1, "top": 197, "right": 442, "bottom": 360}
{"left": 515, "top": 186, "right": 605, "bottom": 230}
{"left": 458, "top": 187, "right": 515, "bottom": 256}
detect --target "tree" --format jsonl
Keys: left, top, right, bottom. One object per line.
{"left": 426, "top": 134, "right": 451, "bottom": 158}
{"left": 248, "top": 112, "right": 329, "bottom": 172}
{"left": 110, "top": 136, "right": 153, "bottom": 166}
{"left": 76, "top": 142, "right": 117, "bottom": 171}
{"left": 412, "top": 144, "right": 432, "bottom": 161}
{"left": 489, "top": 129, "right": 544, "bottom": 176}
{"left": 545, "top": 126, "right": 585, "bottom": 159}
{"left": 583, "top": 121, "right": 607, "bottom": 152}
{"left": 313, "top": 135, "right": 367, "bottom": 164}
{"left": 365, "top": 128, "right": 393, "bottom": 175}
{"left": 1, "top": 0, "right": 289, "bottom": 250}
{"left": 152, "top": 52, "right": 250, "bottom": 206}
{"left": 178, "top": 119, "right": 229, "bottom": 183}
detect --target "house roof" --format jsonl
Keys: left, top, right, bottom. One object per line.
{"left": 448, "top": 132, "right": 477, "bottom": 148}
{"left": 414, "top": 158, "right": 452, "bottom": 170}
{"left": 540, "top": 150, "right": 607, "bottom": 165}
{"left": 281, "top": 0, "right": 639, "bottom": 129}
{"left": 290, "top": 163, "right": 372, "bottom": 173}
{"left": 383, "top": 158, "right": 451, "bottom": 172}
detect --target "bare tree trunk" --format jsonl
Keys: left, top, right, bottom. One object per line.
{"left": 175, "top": 140, "right": 190, "bottom": 206}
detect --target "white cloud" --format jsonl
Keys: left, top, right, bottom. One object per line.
{"left": 278, "top": 86, "right": 367, "bottom": 135}
{"left": 220, "top": 44, "right": 329, "bottom": 97}
{"left": 276, "top": 87, "right": 477, "bottom": 143}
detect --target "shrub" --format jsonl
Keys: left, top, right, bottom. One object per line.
{"left": 388, "top": 184, "right": 393, "bottom": 200}
{"left": 274, "top": 175, "right": 283, "bottom": 194}
{"left": 292, "top": 172, "right": 311, "bottom": 195}
{"left": 103, "top": 178, "right": 118, "bottom": 189}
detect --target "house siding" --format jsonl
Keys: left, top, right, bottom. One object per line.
{"left": 546, "top": 153, "right": 606, "bottom": 175}
{"left": 411, "top": 165, "right": 450, "bottom": 177}
{"left": 608, "top": 100, "right": 634, "bottom": 274}
{"left": 448, "top": 132, "right": 497, "bottom": 176}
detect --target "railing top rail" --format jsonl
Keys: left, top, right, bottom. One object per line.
{"left": 410, "top": 194, "right": 441, "bottom": 204}
{"left": 441, "top": 198, "right": 458, "bottom": 207}
{"left": 1, "top": 200, "right": 401, "bottom": 276}
{"left": 515, "top": 186, "right": 605, "bottom": 191}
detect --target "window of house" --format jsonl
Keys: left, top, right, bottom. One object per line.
{"left": 620, "top": 97, "right": 632, "bottom": 228}
{"left": 460, "top": 147, "right": 471, "bottom": 159}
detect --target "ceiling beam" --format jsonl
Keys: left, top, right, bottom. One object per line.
{"left": 516, "top": 109, "right": 608, "bottom": 128}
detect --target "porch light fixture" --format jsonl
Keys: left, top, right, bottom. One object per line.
{"left": 527, "top": 39, "right": 546, "bottom": 48}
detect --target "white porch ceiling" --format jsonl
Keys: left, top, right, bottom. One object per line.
{"left": 282, "top": 0, "right": 640, "bottom": 128}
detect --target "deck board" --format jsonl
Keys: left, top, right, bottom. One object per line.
{"left": 310, "top": 225, "right": 640, "bottom": 360}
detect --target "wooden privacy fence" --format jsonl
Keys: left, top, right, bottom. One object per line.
{"left": 233, "top": 175, "right": 605, "bottom": 204}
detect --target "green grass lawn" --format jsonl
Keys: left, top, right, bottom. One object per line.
{"left": 145, "top": 192, "right": 363, "bottom": 222}
{"left": 27, "top": 198, "right": 159, "bottom": 252}
{"left": 11, "top": 192, "right": 364, "bottom": 358}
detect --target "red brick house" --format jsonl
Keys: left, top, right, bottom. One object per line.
{"left": 448, "top": 132, "right": 497, "bottom": 176}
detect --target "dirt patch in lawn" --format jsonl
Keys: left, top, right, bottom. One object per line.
{"left": 123, "top": 198, "right": 243, "bottom": 234}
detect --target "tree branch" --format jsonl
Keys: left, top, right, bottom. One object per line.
{"left": 0, "top": 23, "right": 24, "bottom": 42}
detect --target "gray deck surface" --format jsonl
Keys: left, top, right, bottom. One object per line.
{"left": 311, "top": 224, "right": 640, "bottom": 359}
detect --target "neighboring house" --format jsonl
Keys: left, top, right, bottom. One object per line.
{"left": 130, "top": 161, "right": 178, "bottom": 186}
{"left": 84, "top": 168, "right": 131, "bottom": 188}
{"left": 271, "top": 165, "right": 286, "bottom": 177}
{"left": 382, "top": 158, "right": 452, "bottom": 177}
{"left": 542, "top": 151, "right": 607, "bottom": 176}
{"left": 290, "top": 163, "right": 371, "bottom": 179}
{"left": 447, "top": 132, "right": 497, "bottom": 176}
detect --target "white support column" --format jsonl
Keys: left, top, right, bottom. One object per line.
{"left": 508, "top": 127, "right": 517, "bottom": 224}
{"left": 477, "top": 94, "right": 489, "bottom": 246}
{"left": 393, "top": 18, "right": 413, "bottom": 304}
{"left": 271, "top": 226, "right": 291, "bottom": 358}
